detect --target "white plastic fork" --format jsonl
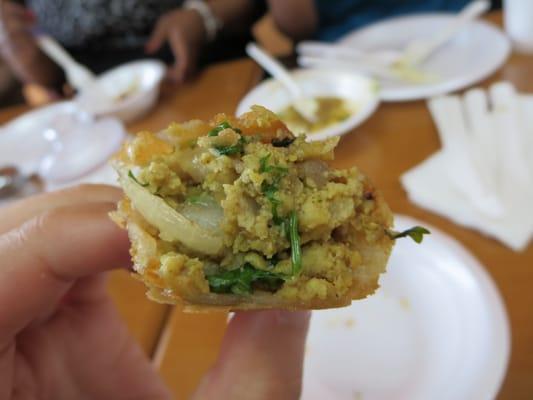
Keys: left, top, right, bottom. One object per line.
{"left": 297, "top": 41, "right": 401, "bottom": 66}
{"left": 297, "top": 55, "right": 403, "bottom": 82}
{"left": 398, "top": 0, "right": 490, "bottom": 67}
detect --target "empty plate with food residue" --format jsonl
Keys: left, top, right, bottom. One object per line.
{"left": 301, "top": 215, "right": 510, "bottom": 400}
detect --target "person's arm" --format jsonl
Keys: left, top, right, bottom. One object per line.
{"left": 267, "top": 0, "right": 318, "bottom": 41}
{"left": 0, "top": 1, "right": 63, "bottom": 89}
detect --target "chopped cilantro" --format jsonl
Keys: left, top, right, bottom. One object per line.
{"left": 386, "top": 226, "right": 430, "bottom": 243}
{"left": 259, "top": 153, "right": 288, "bottom": 174}
{"left": 128, "top": 170, "right": 149, "bottom": 187}
{"left": 214, "top": 135, "right": 247, "bottom": 156}
{"left": 207, "top": 263, "right": 284, "bottom": 295}
{"left": 259, "top": 153, "right": 288, "bottom": 224}
{"left": 207, "top": 213, "right": 302, "bottom": 295}
{"left": 261, "top": 181, "right": 283, "bottom": 224}
{"left": 208, "top": 121, "right": 242, "bottom": 137}
{"left": 287, "top": 211, "right": 302, "bottom": 275}
{"left": 207, "top": 121, "right": 231, "bottom": 136}
{"left": 185, "top": 193, "right": 212, "bottom": 207}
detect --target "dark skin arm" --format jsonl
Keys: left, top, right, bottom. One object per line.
{"left": 0, "top": 1, "right": 63, "bottom": 88}
{"left": 267, "top": 0, "right": 318, "bottom": 42}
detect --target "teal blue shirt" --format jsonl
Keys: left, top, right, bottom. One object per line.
{"left": 315, "top": 0, "right": 471, "bottom": 41}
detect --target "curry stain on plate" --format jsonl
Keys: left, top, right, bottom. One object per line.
{"left": 278, "top": 96, "right": 357, "bottom": 136}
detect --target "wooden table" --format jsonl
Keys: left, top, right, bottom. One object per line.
{"left": 1, "top": 12, "right": 531, "bottom": 399}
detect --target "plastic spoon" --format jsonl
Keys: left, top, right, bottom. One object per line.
{"left": 246, "top": 43, "right": 317, "bottom": 123}
{"left": 36, "top": 35, "right": 96, "bottom": 91}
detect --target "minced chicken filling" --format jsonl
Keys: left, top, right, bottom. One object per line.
{"left": 113, "top": 106, "right": 396, "bottom": 307}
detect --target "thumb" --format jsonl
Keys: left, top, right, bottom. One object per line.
{"left": 0, "top": 202, "right": 130, "bottom": 345}
{"left": 193, "top": 310, "right": 311, "bottom": 400}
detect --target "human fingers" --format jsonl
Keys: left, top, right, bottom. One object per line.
{"left": 145, "top": 16, "right": 168, "bottom": 54}
{"left": 0, "top": 202, "right": 130, "bottom": 346}
{"left": 193, "top": 310, "right": 310, "bottom": 400}
{"left": 0, "top": 184, "right": 122, "bottom": 235}
{"left": 0, "top": 2, "right": 35, "bottom": 35}
{"left": 0, "top": 2, "right": 34, "bottom": 22}
{"left": 166, "top": 30, "right": 190, "bottom": 83}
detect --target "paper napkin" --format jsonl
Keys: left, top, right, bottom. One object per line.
{"left": 402, "top": 82, "right": 533, "bottom": 251}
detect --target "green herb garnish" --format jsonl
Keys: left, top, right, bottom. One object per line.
{"left": 208, "top": 121, "right": 242, "bottom": 137}
{"left": 271, "top": 137, "right": 295, "bottom": 147}
{"left": 207, "top": 263, "right": 284, "bottom": 295}
{"left": 208, "top": 121, "right": 231, "bottom": 136}
{"left": 261, "top": 181, "right": 283, "bottom": 224}
{"left": 128, "top": 170, "right": 149, "bottom": 187}
{"left": 259, "top": 153, "right": 288, "bottom": 224}
{"left": 287, "top": 210, "right": 302, "bottom": 275}
{"left": 259, "top": 154, "right": 288, "bottom": 174}
{"left": 206, "top": 212, "right": 302, "bottom": 295}
{"left": 386, "top": 226, "right": 430, "bottom": 243}
{"left": 185, "top": 193, "right": 211, "bottom": 207}
{"left": 214, "top": 144, "right": 242, "bottom": 155}
{"left": 209, "top": 121, "right": 246, "bottom": 156}
{"left": 214, "top": 135, "right": 247, "bottom": 156}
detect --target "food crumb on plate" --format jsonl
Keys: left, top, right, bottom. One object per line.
{"left": 344, "top": 317, "right": 356, "bottom": 328}
{"left": 399, "top": 296, "right": 411, "bottom": 311}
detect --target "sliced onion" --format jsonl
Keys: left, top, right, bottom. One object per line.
{"left": 176, "top": 147, "right": 208, "bottom": 182}
{"left": 179, "top": 195, "right": 224, "bottom": 231}
{"left": 117, "top": 165, "right": 223, "bottom": 255}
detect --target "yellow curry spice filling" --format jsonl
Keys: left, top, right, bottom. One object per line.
{"left": 111, "top": 106, "right": 428, "bottom": 310}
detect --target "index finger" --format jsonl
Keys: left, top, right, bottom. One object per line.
{"left": 167, "top": 31, "right": 189, "bottom": 83}
{"left": 0, "top": 184, "right": 122, "bottom": 235}
{"left": 0, "top": 202, "right": 130, "bottom": 346}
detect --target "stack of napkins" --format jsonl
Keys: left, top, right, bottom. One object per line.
{"left": 402, "top": 82, "right": 533, "bottom": 251}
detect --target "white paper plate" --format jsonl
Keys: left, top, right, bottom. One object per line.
{"left": 76, "top": 59, "right": 165, "bottom": 123}
{"left": 0, "top": 102, "right": 122, "bottom": 190}
{"left": 236, "top": 68, "right": 379, "bottom": 141}
{"left": 302, "top": 215, "right": 510, "bottom": 400}
{"left": 0, "top": 102, "right": 74, "bottom": 176}
{"left": 340, "top": 14, "right": 511, "bottom": 101}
